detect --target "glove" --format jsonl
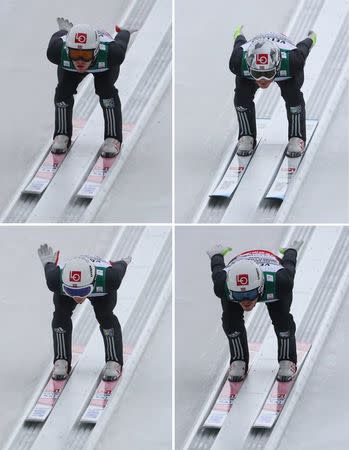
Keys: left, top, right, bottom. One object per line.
{"left": 308, "top": 30, "right": 317, "bottom": 48}
{"left": 279, "top": 239, "right": 304, "bottom": 255}
{"left": 57, "top": 17, "right": 73, "bottom": 32}
{"left": 38, "top": 244, "right": 59, "bottom": 267}
{"left": 206, "top": 244, "right": 232, "bottom": 259}
{"left": 115, "top": 25, "right": 138, "bottom": 35}
{"left": 233, "top": 25, "right": 244, "bottom": 40}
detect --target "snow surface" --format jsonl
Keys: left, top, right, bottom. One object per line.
{"left": 175, "top": 0, "right": 348, "bottom": 222}
{"left": 0, "top": 0, "right": 171, "bottom": 222}
{"left": 278, "top": 294, "right": 349, "bottom": 450}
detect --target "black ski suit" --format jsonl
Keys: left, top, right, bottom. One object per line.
{"left": 47, "top": 29, "right": 130, "bottom": 143}
{"left": 44, "top": 260, "right": 127, "bottom": 370}
{"left": 210, "top": 249, "right": 298, "bottom": 368}
{"left": 229, "top": 34, "right": 313, "bottom": 144}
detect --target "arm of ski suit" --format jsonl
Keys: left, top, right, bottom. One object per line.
{"left": 47, "top": 30, "right": 67, "bottom": 65}
{"left": 288, "top": 38, "right": 313, "bottom": 76}
{"left": 210, "top": 254, "right": 228, "bottom": 299}
{"left": 229, "top": 35, "right": 247, "bottom": 75}
{"left": 275, "top": 249, "right": 298, "bottom": 297}
{"left": 105, "top": 260, "right": 128, "bottom": 291}
{"left": 44, "top": 262, "right": 62, "bottom": 292}
{"left": 108, "top": 30, "right": 131, "bottom": 66}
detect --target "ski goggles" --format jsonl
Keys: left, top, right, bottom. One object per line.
{"left": 250, "top": 68, "right": 277, "bottom": 81}
{"left": 62, "top": 284, "right": 94, "bottom": 298}
{"left": 229, "top": 288, "right": 259, "bottom": 302}
{"left": 68, "top": 48, "right": 95, "bottom": 62}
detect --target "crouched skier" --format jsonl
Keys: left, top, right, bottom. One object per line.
{"left": 47, "top": 18, "right": 136, "bottom": 157}
{"left": 207, "top": 241, "right": 303, "bottom": 382}
{"left": 38, "top": 243, "right": 131, "bottom": 381}
{"left": 229, "top": 28, "right": 316, "bottom": 157}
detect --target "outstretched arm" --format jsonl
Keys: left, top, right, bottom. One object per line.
{"left": 229, "top": 25, "right": 247, "bottom": 74}
{"left": 106, "top": 257, "right": 131, "bottom": 291}
{"left": 207, "top": 245, "right": 232, "bottom": 298}
{"left": 47, "top": 30, "right": 67, "bottom": 64}
{"left": 108, "top": 28, "right": 131, "bottom": 65}
{"left": 44, "top": 263, "right": 61, "bottom": 292}
{"left": 290, "top": 33, "right": 314, "bottom": 75}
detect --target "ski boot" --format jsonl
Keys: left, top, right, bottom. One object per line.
{"left": 100, "top": 138, "right": 121, "bottom": 158}
{"left": 276, "top": 360, "right": 297, "bottom": 382}
{"left": 102, "top": 361, "right": 122, "bottom": 381}
{"left": 52, "top": 359, "right": 69, "bottom": 380}
{"left": 228, "top": 360, "right": 246, "bottom": 382}
{"left": 286, "top": 137, "right": 305, "bottom": 158}
{"left": 236, "top": 136, "right": 254, "bottom": 157}
{"left": 51, "top": 135, "right": 70, "bottom": 154}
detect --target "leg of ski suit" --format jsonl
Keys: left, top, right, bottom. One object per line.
{"left": 267, "top": 253, "right": 297, "bottom": 364}
{"left": 234, "top": 77, "right": 258, "bottom": 144}
{"left": 52, "top": 293, "right": 77, "bottom": 370}
{"left": 221, "top": 299, "right": 249, "bottom": 367}
{"left": 54, "top": 68, "right": 87, "bottom": 140}
{"left": 267, "top": 300, "right": 297, "bottom": 364}
{"left": 90, "top": 293, "right": 123, "bottom": 366}
{"left": 94, "top": 66, "right": 123, "bottom": 143}
{"left": 277, "top": 71, "right": 306, "bottom": 142}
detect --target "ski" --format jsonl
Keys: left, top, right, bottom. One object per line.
{"left": 23, "top": 119, "right": 86, "bottom": 195}
{"left": 23, "top": 152, "right": 68, "bottom": 195}
{"left": 76, "top": 155, "right": 118, "bottom": 199}
{"left": 252, "top": 342, "right": 311, "bottom": 429}
{"left": 77, "top": 123, "right": 134, "bottom": 199}
{"left": 203, "top": 342, "right": 261, "bottom": 429}
{"left": 210, "top": 119, "right": 270, "bottom": 198}
{"left": 80, "top": 348, "right": 131, "bottom": 424}
{"left": 209, "top": 151, "right": 256, "bottom": 198}
{"left": 264, "top": 120, "right": 318, "bottom": 200}
{"left": 26, "top": 345, "right": 84, "bottom": 422}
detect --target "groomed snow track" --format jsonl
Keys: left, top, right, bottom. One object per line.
{"left": 1, "top": 0, "right": 171, "bottom": 223}
{"left": 182, "top": 226, "right": 349, "bottom": 450}
{"left": 4, "top": 226, "right": 171, "bottom": 450}
{"left": 195, "top": 0, "right": 348, "bottom": 224}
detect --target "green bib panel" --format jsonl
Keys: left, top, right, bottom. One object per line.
{"left": 260, "top": 271, "right": 278, "bottom": 303}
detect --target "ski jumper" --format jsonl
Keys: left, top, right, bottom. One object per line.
{"left": 47, "top": 29, "right": 130, "bottom": 143}
{"left": 229, "top": 32, "right": 313, "bottom": 144}
{"left": 211, "top": 249, "right": 298, "bottom": 367}
{"left": 44, "top": 256, "right": 127, "bottom": 370}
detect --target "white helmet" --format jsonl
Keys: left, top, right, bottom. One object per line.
{"left": 62, "top": 256, "right": 96, "bottom": 298}
{"left": 66, "top": 24, "right": 100, "bottom": 59}
{"left": 226, "top": 259, "right": 264, "bottom": 302}
{"left": 246, "top": 38, "right": 281, "bottom": 80}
